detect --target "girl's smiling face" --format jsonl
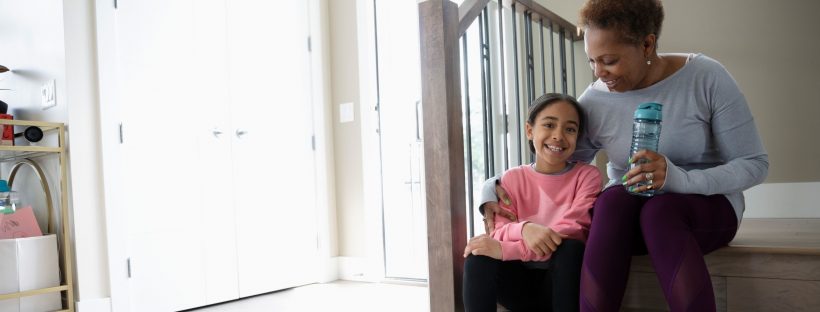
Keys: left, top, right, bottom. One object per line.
{"left": 526, "top": 100, "right": 580, "bottom": 174}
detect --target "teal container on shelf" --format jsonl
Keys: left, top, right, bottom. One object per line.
{"left": 0, "top": 179, "right": 19, "bottom": 214}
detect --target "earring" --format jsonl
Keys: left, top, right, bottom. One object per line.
{"left": 646, "top": 59, "right": 652, "bottom": 65}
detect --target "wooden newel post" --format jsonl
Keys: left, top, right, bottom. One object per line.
{"left": 419, "top": 0, "right": 467, "bottom": 311}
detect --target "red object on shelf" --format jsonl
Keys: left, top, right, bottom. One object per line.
{"left": 0, "top": 114, "right": 13, "bottom": 146}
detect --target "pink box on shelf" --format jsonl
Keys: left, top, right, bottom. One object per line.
{"left": 0, "top": 207, "right": 44, "bottom": 239}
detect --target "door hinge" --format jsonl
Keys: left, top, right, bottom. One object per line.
{"left": 114, "top": 0, "right": 118, "bottom": 9}
{"left": 374, "top": 102, "right": 381, "bottom": 135}
{"left": 311, "top": 135, "right": 316, "bottom": 151}
{"left": 127, "top": 257, "right": 132, "bottom": 278}
{"left": 307, "top": 36, "right": 312, "bottom": 52}
{"left": 119, "top": 123, "right": 124, "bottom": 144}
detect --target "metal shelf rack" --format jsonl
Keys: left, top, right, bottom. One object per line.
{"left": 0, "top": 119, "right": 74, "bottom": 312}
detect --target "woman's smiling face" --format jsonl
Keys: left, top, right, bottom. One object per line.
{"left": 584, "top": 27, "right": 651, "bottom": 92}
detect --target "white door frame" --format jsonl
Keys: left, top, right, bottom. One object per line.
{"left": 353, "top": 0, "right": 389, "bottom": 282}
{"left": 93, "top": 0, "right": 127, "bottom": 310}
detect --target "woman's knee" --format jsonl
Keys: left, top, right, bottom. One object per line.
{"left": 592, "top": 187, "right": 639, "bottom": 216}
{"left": 639, "top": 195, "right": 687, "bottom": 231}
{"left": 594, "top": 186, "right": 629, "bottom": 206}
{"left": 587, "top": 187, "right": 643, "bottom": 234}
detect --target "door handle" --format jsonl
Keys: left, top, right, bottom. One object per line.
{"left": 236, "top": 129, "right": 247, "bottom": 138}
{"left": 212, "top": 127, "right": 223, "bottom": 138}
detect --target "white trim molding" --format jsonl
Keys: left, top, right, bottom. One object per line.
{"left": 744, "top": 182, "right": 820, "bottom": 218}
{"left": 76, "top": 297, "right": 112, "bottom": 312}
{"left": 337, "top": 256, "right": 381, "bottom": 282}
{"left": 318, "top": 256, "right": 340, "bottom": 283}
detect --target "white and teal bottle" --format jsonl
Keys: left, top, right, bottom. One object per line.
{"left": 627, "top": 103, "right": 662, "bottom": 197}
{"left": 0, "top": 180, "right": 18, "bottom": 214}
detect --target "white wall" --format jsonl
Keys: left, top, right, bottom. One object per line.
{"left": 0, "top": 0, "right": 68, "bottom": 120}
{"left": 328, "top": 0, "right": 389, "bottom": 281}
{"left": 63, "top": 0, "right": 113, "bottom": 308}
{"left": 329, "top": 0, "right": 368, "bottom": 259}
{"left": 0, "top": 0, "right": 112, "bottom": 310}
{"left": 310, "top": 0, "right": 342, "bottom": 281}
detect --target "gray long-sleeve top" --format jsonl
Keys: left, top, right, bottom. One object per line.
{"left": 573, "top": 53, "right": 768, "bottom": 223}
{"left": 481, "top": 54, "right": 768, "bottom": 224}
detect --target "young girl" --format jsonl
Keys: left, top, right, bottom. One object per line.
{"left": 462, "top": 93, "right": 602, "bottom": 312}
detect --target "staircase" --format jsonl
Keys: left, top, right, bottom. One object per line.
{"left": 622, "top": 218, "right": 820, "bottom": 311}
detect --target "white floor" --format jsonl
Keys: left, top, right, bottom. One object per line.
{"left": 188, "top": 280, "right": 430, "bottom": 312}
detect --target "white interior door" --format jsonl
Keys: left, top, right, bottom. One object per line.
{"left": 192, "top": 0, "right": 241, "bottom": 305}
{"left": 117, "top": 0, "right": 318, "bottom": 309}
{"left": 375, "top": 0, "right": 429, "bottom": 280}
{"left": 225, "top": 0, "right": 318, "bottom": 297}
{"left": 116, "top": 0, "right": 208, "bottom": 311}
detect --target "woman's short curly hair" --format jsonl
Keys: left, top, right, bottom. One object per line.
{"left": 579, "top": 0, "right": 665, "bottom": 45}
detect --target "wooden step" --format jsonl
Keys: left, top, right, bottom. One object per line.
{"left": 622, "top": 218, "right": 820, "bottom": 312}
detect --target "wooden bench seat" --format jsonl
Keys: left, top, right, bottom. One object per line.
{"left": 622, "top": 218, "right": 820, "bottom": 311}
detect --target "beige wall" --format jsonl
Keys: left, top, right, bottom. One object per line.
{"left": 535, "top": 0, "right": 585, "bottom": 30}
{"left": 540, "top": 0, "right": 820, "bottom": 183}
{"left": 329, "top": 0, "right": 367, "bottom": 258}
{"left": 660, "top": 0, "right": 819, "bottom": 183}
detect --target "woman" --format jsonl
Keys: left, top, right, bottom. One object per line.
{"left": 481, "top": 0, "right": 769, "bottom": 310}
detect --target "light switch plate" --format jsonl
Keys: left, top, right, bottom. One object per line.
{"left": 340, "top": 102, "right": 354, "bottom": 123}
{"left": 41, "top": 79, "right": 56, "bottom": 109}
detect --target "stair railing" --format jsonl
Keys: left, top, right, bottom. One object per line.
{"left": 418, "top": 0, "right": 585, "bottom": 310}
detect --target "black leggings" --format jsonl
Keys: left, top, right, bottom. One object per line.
{"left": 463, "top": 239, "right": 585, "bottom": 312}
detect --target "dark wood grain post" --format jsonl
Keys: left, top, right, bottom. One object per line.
{"left": 419, "top": 0, "right": 467, "bottom": 311}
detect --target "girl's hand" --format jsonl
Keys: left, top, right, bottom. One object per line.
{"left": 481, "top": 183, "right": 516, "bottom": 233}
{"left": 624, "top": 150, "right": 668, "bottom": 192}
{"left": 463, "top": 234, "right": 503, "bottom": 259}
{"left": 521, "top": 223, "right": 566, "bottom": 257}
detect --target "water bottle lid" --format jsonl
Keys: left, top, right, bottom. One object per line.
{"left": 0, "top": 180, "right": 8, "bottom": 192}
{"left": 634, "top": 102, "right": 663, "bottom": 121}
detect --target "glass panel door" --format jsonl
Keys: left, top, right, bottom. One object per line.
{"left": 374, "top": 0, "right": 428, "bottom": 280}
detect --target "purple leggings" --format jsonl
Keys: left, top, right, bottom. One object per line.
{"left": 580, "top": 186, "right": 737, "bottom": 312}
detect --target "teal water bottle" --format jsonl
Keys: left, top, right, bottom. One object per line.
{"left": 627, "top": 103, "right": 662, "bottom": 196}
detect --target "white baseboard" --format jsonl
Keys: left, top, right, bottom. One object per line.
{"left": 744, "top": 182, "right": 820, "bottom": 218}
{"left": 76, "top": 297, "right": 111, "bottom": 312}
{"left": 337, "top": 256, "right": 379, "bottom": 282}
{"left": 317, "top": 256, "right": 339, "bottom": 283}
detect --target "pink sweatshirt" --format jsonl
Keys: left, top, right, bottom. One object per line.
{"left": 491, "top": 163, "right": 602, "bottom": 262}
